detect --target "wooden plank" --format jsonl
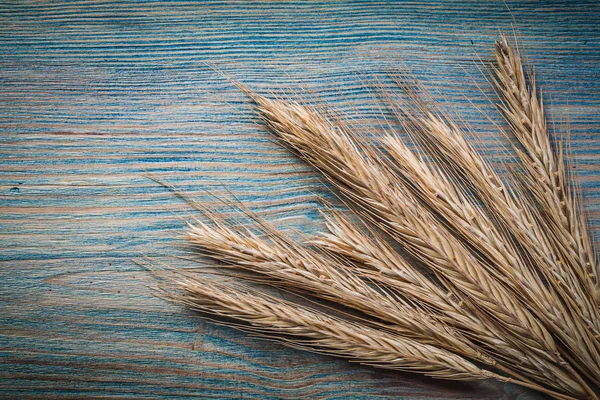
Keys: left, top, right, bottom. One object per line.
{"left": 1, "top": 1, "right": 599, "bottom": 398}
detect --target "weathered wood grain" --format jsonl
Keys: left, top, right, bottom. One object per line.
{"left": 1, "top": 1, "right": 599, "bottom": 398}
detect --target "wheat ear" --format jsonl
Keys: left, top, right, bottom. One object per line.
{"left": 312, "top": 210, "right": 547, "bottom": 371}
{"left": 493, "top": 35, "right": 599, "bottom": 304}
{"left": 186, "top": 204, "right": 580, "bottom": 394}
{"left": 492, "top": 37, "right": 600, "bottom": 372}
{"left": 382, "top": 131, "right": 550, "bottom": 296}
{"left": 312, "top": 192, "right": 596, "bottom": 397}
{"left": 313, "top": 210, "right": 459, "bottom": 316}
{"left": 404, "top": 90, "right": 600, "bottom": 386}
{"left": 381, "top": 81, "right": 600, "bottom": 383}
{"left": 185, "top": 212, "right": 495, "bottom": 367}
{"left": 247, "top": 92, "right": 588, "bottom": 397}
{"left": 161, "top": 272, "right": 578, "bottom": 400}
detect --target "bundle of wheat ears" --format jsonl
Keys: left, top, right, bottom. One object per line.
{"left": 154, "top": 35, "right": 600, "bottom": 399}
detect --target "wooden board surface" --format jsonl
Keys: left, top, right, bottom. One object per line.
{"left": 1, "top": 1, "right": 599, "bottom": 398}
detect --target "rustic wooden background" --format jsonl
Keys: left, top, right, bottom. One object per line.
{"left": 1, "top": 1, "right": 599, "bottom": 398}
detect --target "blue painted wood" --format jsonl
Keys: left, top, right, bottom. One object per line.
{"left": 1, "top": 1, "right": 599, "bottom": 398}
